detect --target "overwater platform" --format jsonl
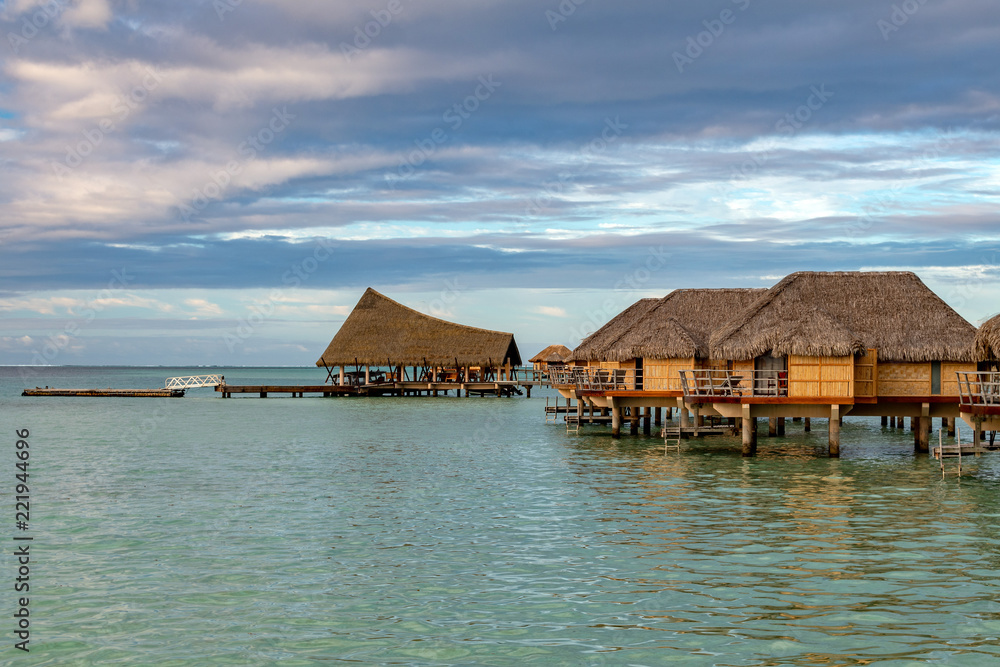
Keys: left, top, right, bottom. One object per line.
{"left": 216, "top": 381, "right": 524, "bottom": 398}
{"left": 22, "top": 387, "right": 185, "bottom": 398}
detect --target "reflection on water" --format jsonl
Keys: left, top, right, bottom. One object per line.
{"left": 4, "top": 367, "right": 1000, "bottom": 665}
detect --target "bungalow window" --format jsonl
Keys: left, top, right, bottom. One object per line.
{"left": 931, "top": 360, "right": 941, "bottom": 395}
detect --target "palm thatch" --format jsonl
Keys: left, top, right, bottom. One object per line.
{"left": 315, "top": 288, "right": 521, "bottom": 368}
{"left": 975, "top": 313, "right": 1000, "bottom": 360}
{"left": 529, "top": 344, "right": 573, "bottom": 364}
{"left": 599, "top": 289, "right": 768, "bottom": 361}
{"left": 568, "top": 298, "right": 660, "bottom": 362}
{"left": 709, "top": 272, "right": 976, "bottom": 362}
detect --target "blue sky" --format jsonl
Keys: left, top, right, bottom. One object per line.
{"left": 1, "top": 0, "right": 998, "bottom": 366}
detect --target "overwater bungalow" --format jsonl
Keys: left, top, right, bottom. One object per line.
{"left": 958, "top": 313, "right": 1000, "bottom": 434}
{"left": 685, "top": 271, "right": 977, "bottom": 456}
{"left": 315, "top": 288, "right": 522, "bottom": 392}
{"left": 529, "top": 345, "right": 573, "bottom": 372}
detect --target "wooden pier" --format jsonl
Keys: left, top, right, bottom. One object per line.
{"left": 215, "top": 381, "right": 525, "bottom": 398}
{"left": 22, "top": 387, "right": 185, "bottom": 398}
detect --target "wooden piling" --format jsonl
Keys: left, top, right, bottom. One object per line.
{"left": 611, "top": 401, "right": 622, "bottom": 439}
{"left": 829, "top": 405, "right": 841, "bottom": 457}
{"left": 643, "top": 407, "right": 651, "bottom": 436}
{"left": 881, "top": 415, "right": 888, "bottom": 427}
{"left": 742, "top": 415, "right": 757, "bottom": 457}
{"left": 654, "top": 407, "right": 662, "bottom": 427}
{"left": 915, "top": 416, "right": 930, "bottom": 454}
{"left": 777, "top": 417, "right": 785, "bottom": 436}
{"left": 804, "top": 417, "right": 811, "bottom": 432}
{"left": 769, "top": 417, "right": 778, "bottom": 437}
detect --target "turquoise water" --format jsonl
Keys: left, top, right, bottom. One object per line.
{"left": 2, "top": 366, "right": 1000, "bottom": 666}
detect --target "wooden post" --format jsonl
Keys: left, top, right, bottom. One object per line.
{"left": 948, "top": 417, "right": 956, "bottom": 437}
{"left": 777, "top": 417, "right": 785, "bottom": 436}
{"left": 643, "top": 407, "right": 651, "bottom": 436}
{"left": 679, "top": 398, "right": 690, "bottom": 429}
{"left": 693, "top": 406, "right": 701, "bottom": 436}
{"left": 915, "top": 416, "right": 929, "bottom": 454}
{"left": 654, "top": 407, "right": 662, "bottom": 427}
{"left": 611, "top": 399, "right": 622, "bottom": 439}
{"left": 339, "top": 366, "right": 345, "bottom": 386}
{"left": 365, "top": 365, "right": 370, "bottom": 385}
{"left": 742, "top": 405, "right": 757, "bottom": 457}
{"left": 829, "top": 405, "right": 841, "bottom": 457}
{"left": 576, "top": 398, "right": 584, "bottom": 431}
{"left": 769, "top": 417, "right": 778, "bottom": 437}
{"left": 804, "top": 417, "right": 811, "bottom": 432}
{"left": 881, "top": 416, "right": 888, "bottom": 427}
{"left": 630, "top": 409, "right": 639, "bottom": 436}
{"left": 666, "top": 407, "right": 673, "bottom": 421}
{"left": 910, "top": 417, "right": 916, "bottom": 432}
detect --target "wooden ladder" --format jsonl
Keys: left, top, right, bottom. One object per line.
{"left": 663, "top": 426, "right": 682, "bottom": 454}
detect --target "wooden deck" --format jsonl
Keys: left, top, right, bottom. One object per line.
{"left": 215, "top": 381, "right": 524, "bottom": 398}
{"left": 22, "top": 388, "right": 185, "bottom": 398}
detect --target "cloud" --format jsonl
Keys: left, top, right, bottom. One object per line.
{"left": 61, "top": 0, "right": 112, "bottom": 29}
{"left": 533, "top": 306, "right": 567, "bottom": 317}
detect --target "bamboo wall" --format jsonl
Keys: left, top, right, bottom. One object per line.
{"left": 878, "top": 361, "right": 974, "bottom": 396}
{"left": 788, "top": 355, "right": 854, "bottom": 397}
{"left": 643, "top": 356, "right": 695, "bottom": 391}
{"left": 854, "top": 349, "right": 877, "bottom": 398}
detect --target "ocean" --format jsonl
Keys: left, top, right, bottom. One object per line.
{"left": 2, "top": 366, "right": 1000, "bottom": 666}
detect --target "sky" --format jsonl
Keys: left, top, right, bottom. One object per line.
{"left": 0, "top": 0, "right": 998, "bottom": 367}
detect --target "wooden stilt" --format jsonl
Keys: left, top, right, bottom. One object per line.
{"left": 777, "top": 417, "right": 785, "bottom": 436}
{"left": 881, "top": 416, "right": 888, "bottom": 427}
{"left": 742, "top": 411, "right": 757, "bottom": 457}
{"left": 829, "top": 405, "right": 841, "bottom": 457}
{"left": 643, "top": 407, "right": 651, "bottom": 436}
{"left": 948, "top": 417, "right": 956, "bottom": 437}
{"left": 630, "top": 409, "right": 639, "bottom": 436}
{"left": 915, "top": 415, "right": 929, "bottom": 454}
{"left": 654, "top": 407, "right": 662, "bottom": 427}
{"left": 769, "top": 417, "right": 778, "bottom": 437}
{"left": 611, "top": 400, "right": 622, "bottom": 439}
{"left": 804, "top": 417, "right": 811, "bottom": 432}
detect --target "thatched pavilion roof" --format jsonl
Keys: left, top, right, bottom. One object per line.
{"left": 315, "top": 288, "right": 521, "bottom": 368}
{"left": 600, "top": 288, "right": 768, "bottom": 361}
{"left": 568, "top": 298, "right": 660, "bottom": 362}
{"left": 709, "top": 272, "right": 976, "bottom": 362}
{"left": 529, "top": 344, "right": 573, "bottom": 364}
{"left": 975, "top": 313, "right": 1000, "bottom": 360}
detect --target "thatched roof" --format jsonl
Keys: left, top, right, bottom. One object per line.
{"left": 315, "top": 288, "right": 522, "bottom": 368}
{"left": 599, "top": 288, "right": 768, "bottom": 361}
{"left": 709, "top": 271, "right": 976, "bottom": 362}
{"left": 568, "top": 298, "right": 660, "bottom": 362}
{"left": 975, "top": 313, "right": 1000, "bottom": 360}
{"left": 530, "top": 344, "right": 573, "bottom": 364}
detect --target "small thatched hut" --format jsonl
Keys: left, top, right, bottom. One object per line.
{"left": 316, "top": 288, "right": 521, "bottom": 383}
{"left": 708, "top": 271, "right": 977, "bottom": 399}
{"left": 604, "top": 289, "right": 768, "bottom": 391}
{"left": 975, "top": 313, "right": 1000, "bottom": 365}
{"left": 529, "top": 344, "right": 573, "bottom": 371}
{"left": 569, "top": 298, "right": 660, "bottom": 370}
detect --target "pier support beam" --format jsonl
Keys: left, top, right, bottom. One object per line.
{"left": 611, "top": 399, "right": 622, "bottom": 439}
{"left": 678, "top": 398, "right": 690, "bottom": 429}
{"left": 742, "top": 405, "right": 757, "bottom": 457}
{"left": 804, "top": 417, "right": 811, "bottom": 432}
{"left": 643, "top": 407, "right": 651, "bottom": 436}
{"left": 769, "top": 417, "right": 777, "bottom": 437}
{"left": 829, "top": 405, "right": 841, "bottom": 458}
{"left": 881, "top": 416, "right": 888, "bottom": 427}
{"left": 777, "top": 417, "right": 785, "bottom": 436}
{"left": 630, "top": 409, "right": 639, "bottom": 436}
{"left": 654, "top": 407, "right": 662, "bottom": 427}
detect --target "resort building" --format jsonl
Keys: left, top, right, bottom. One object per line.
{"left": 687, "top": 271, "right": 977, "bottom": 456}
{"left": 958, "top": 313, "right": 1000, "bottom": 435}
{"left": 529, "top": 345, "right": 573, "bottom": 372}
{"left": 315, "top": 288, "right": 522, "bottom": 390}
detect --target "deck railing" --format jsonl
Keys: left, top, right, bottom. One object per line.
{"left": 957, "top": 372, "right": 1000, "bottom": 407}
{"left": 548, "top": 367, "right": 643, "bottom": 391}
{"left": 679, "top": 370, "right": 788, "bottom": 399}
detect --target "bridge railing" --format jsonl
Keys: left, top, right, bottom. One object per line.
{"left": 957, "top": 372, "right": 1000, "bottom": 407}
{"left": 165, "top": 375, "right": 224, "bottom": 389}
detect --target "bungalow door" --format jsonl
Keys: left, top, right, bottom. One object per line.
{"left": 755, "top": 354, "right": 787, "bottom": 396}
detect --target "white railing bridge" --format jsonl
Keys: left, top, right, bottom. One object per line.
{"left": 165, "top": 375, "right": 224, "bottom": 390}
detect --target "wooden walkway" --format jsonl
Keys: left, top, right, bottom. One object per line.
{"left": 216, "top": 381, "right": 524, "bottom": 398}
{"left": 22, "top": 388, "right": 185, "bottom": 398}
